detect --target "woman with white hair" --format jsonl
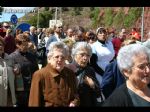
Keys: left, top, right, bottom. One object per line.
{"left": 29, "top": 41, "right": 79, "bottom": 107}
{"left": 67, "top": 42, "right": 103, "bottom": 106}
{"left": 102, "top": 44, "right": 150, "bottom": 106}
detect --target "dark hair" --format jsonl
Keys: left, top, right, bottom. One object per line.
{"left": 15, "top": 34, "right": 29, "bottom": 45}
{"left": 87, "top": 32, "right": 96, "bottom": 40}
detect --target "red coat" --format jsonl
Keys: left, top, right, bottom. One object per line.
{"left": 112, "top": 38, "right": 122, "bottom": 58}
{"left": 4, "top": 35, "right": 16, "bottom": 54}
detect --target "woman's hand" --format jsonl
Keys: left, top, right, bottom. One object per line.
{"left": 85, "top": 76, "right": 95, "bottom": 89}
{"left": 13, "top": 64, "right": 20, "bottom": 75}
{"left": 69, "top": 102, "right": 75, "bottom": 107}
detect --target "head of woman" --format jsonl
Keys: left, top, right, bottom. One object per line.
{"left": 45, "top": 28, "right": 54, "bottom": 37}
{"left": 15, "top": 28, "right": 23, "bottom": 36}
{"left": 96, "top": 27, "right": 108, "bottom": 42}
{"left": 63, "top": 39, "right": 75, "bottom": 63}
{"left": 72, "top": 42, "right": 92, "bottom": 68}
{"left": 117, "top": 44, "right": 150, "bottom": 87}
{"left": 47, "top": 41, "right": 69, "bottom": 72}
{"left": 15, "top": 34, "right": 29, "bottom": 53}
{"left": 86, "top": 31, "right": 96, "bottom": 44}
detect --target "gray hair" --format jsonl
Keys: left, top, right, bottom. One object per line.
{"left": 117, "top": 43, "right": 150, "bottom": 72}
{"left": 71, "top": 42, "right": 92, "bottom": 59}
{"left": 47, "top": 41, "right": 69, "bottom": 58}
{"left": 30, "top": 26, "right": 36, "bottom": 31}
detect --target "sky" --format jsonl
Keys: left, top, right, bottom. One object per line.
{"left": 0, "top": 7, "right": 35, "bottom": 22}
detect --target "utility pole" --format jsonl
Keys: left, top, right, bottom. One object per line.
{"left": 141, "top": 7, "right": 144, "bottom": 42}
{"left": 60, "top": 7, "right": 62, "bottom": 20}
{"left": 55, "top": 7, "right": 58, "bottom": 24}
{"left": 37, "top": 7, "right": 40, "bottom": 28}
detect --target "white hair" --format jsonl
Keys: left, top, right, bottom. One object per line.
{"left": 71, "top": 42, "right": 92, "bottom": 59}
{"left": 47, "top": 41, "right": 69, "bottom": 58}
{"left": 117, "top": 43, "right": 150, "bottom": 72}
{"left": 30, "top": 26, "right": 36, "bottom": 31}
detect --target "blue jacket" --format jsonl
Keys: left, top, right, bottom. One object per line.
{"left": 29, "top": 33, "right": 38, "bottom": 47}
{"left": 101, "top": 59, "right": 125, "bottom": 99}
{"left": 46, "top": 35, "right": 58, "bottom": 55}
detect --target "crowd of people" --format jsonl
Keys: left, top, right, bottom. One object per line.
{"left": 0, "top": 21, "right": 150, "bottom": 107}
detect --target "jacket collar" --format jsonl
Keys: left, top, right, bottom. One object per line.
{"left": 46, "top": 63, "right": 63, "bottom": 78}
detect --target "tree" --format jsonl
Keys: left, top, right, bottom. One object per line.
{"left": 72, "top": 7, "right": 82, "bottom": 16}
{"left": 112, "top": 8, "right": 124, "bottom": 29}
{"left": 28, "top": 14, "right": 38, "bottom": 27}
{"left": 103, "top": 8, "right": 113, "bottom": 27}
{"left": 44, "top": 7, "right": 49, "bottom": 11}
{"left": 28, "top": 10, "right": 52, "bottom": 28}
{"left": 90, "top": 7, "right": 100, "bottom": 28}
{"left": 39, "top": 11, "right": 52, "bottom": 27}
{"left": 123, "top": 7, "right": 142, "bottom": 28}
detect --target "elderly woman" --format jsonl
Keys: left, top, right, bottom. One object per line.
{"left": 67, "top": 42, "right": 103, "bottom": 106}
{"left": 90, "top": 27, "right": 115, "bottom": 85}
{"left": 102, "top": 44, "right": 150, "bottom": 106}
{"left": 29, "top": 41, "right": 79, "bottom": 107}
{"left": 0, "top": 36, "right": 16, "bottom": 106}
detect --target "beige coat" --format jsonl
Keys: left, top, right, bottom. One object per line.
{"left": 0, "top": 53, "right": 16, "bottom": 106}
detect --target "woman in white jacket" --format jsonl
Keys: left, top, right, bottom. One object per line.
{"left": 90, "top": 27, "right": 115, "bottom": 85}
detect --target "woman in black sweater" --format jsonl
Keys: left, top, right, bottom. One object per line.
{"left": 66, "top": 42, "right": 103, "bottom": 106}
{"left": 102, "top": 44, "right": 150, "bottom": 107}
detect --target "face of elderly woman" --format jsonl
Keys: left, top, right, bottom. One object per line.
{"left": 74, "top": 48, "right": 90, "bottom": 67}
{"left": 48, "top": 48, "right": 66, "bottom": 72}
{"left": 126, "top": 53, "right": 150, "bottom": 86}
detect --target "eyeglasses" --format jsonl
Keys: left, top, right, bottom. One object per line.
{"left": 77, "top": 53, "right": 90, "bottom": 58}
{"left": 88, "top": 36, "right": 95, "bottom": 41}
{"left": 3, "top": 26, "right": 10, "bottom": 28}
{"left": 58, "top": 27, "right": 63, "bottom": 28}
{"left": 52, "top": 55, "right": 65, "bottom": 60}
{"left": 133, "top": 63, "right": 150, "bottom": 71}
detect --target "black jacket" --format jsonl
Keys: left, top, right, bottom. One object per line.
{"left": 76, "top": 66, "right": 102, "bottom": 106}
{"left": 102, "top": 83, "right": 134, "bottom": 107}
